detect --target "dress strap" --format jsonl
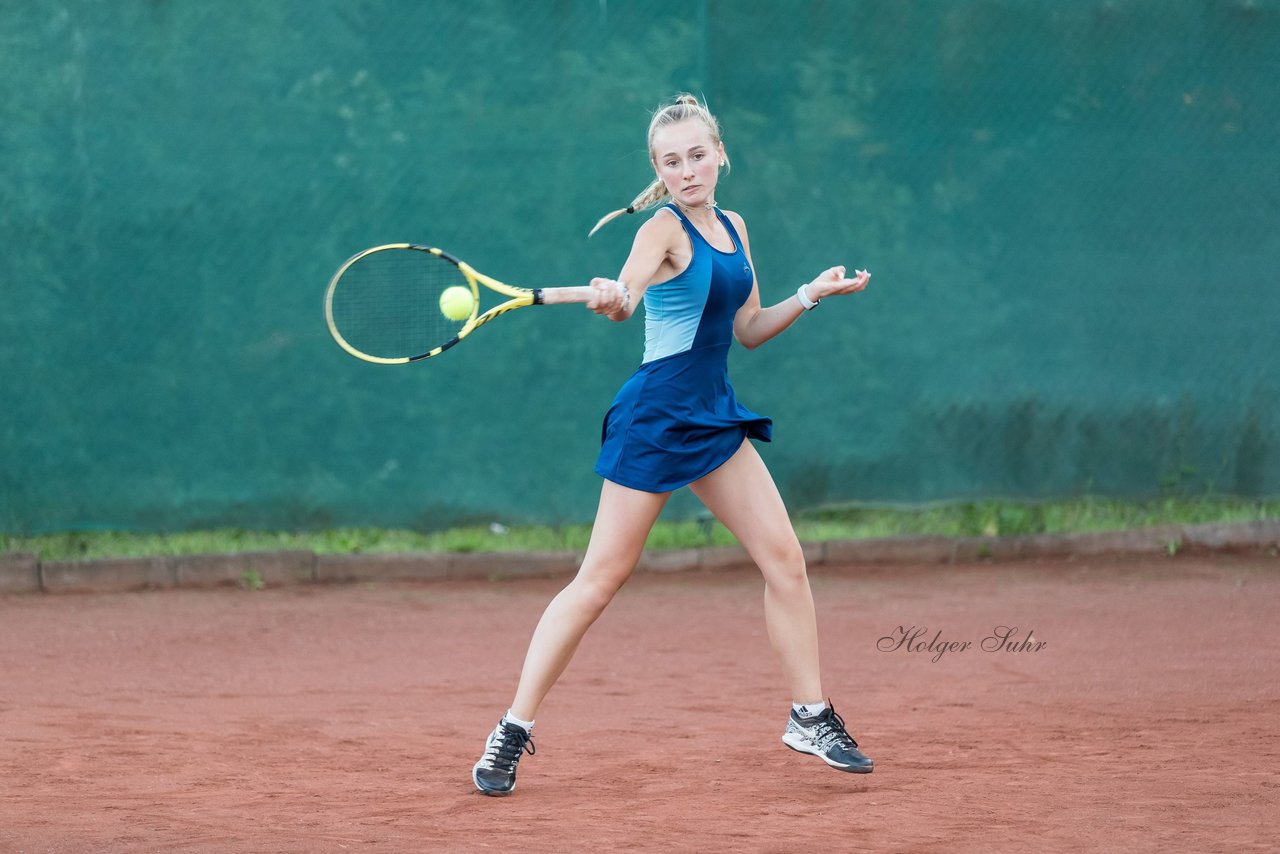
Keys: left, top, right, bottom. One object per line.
{"left": 663, "top": 203, "right": 739, "bottom": 254}
{"left": 713, "top": 207, "right": 743, "bottom": 254}
{"left": 662, "top": 202, "right": 700, "bottom": 242}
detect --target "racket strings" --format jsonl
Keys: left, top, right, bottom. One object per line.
{"left": 330, "top": 250, "right": 470, "bottom": 360}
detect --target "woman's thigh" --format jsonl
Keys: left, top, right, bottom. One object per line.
{"left": 573, "top": 478, "right": 671, "bottom": 591}
{"left": 689, "top": 441, "right": 803, "bottom": 572}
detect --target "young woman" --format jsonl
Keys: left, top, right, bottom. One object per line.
{"left": 472, "top": 94, "right": 873, "bottom": 796}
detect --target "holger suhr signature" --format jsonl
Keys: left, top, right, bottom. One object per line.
{"left": 877, "top": 626, "right": 1046, "bottom": 663}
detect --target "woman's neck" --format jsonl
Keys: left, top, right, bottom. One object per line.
{"left": 673, "top": 196, "right": 716, "bottom": 224}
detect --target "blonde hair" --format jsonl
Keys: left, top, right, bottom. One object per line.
{"left": 588, "top": 93, "right": 729, "bottom": 237}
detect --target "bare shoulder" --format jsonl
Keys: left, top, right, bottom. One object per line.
{"left": 647, "top": 205, "right": 683, "bottom": 231}
{"left": 634, "top": 206, "right": 684, "bottom": 246}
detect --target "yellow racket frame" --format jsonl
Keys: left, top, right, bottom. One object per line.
{"left": 323, "top": 243, "right": 544, "bottom": 365}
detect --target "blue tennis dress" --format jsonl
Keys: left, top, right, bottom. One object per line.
{"left": 595, "top": 204, "right": 773, "bottom": 492}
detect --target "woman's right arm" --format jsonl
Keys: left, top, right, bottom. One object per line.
{"left": 587, "top": 214, "right": 678, "bottom": 322}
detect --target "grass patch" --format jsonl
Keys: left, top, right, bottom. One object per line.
{"left": 3, "top": 497, "right": 1275, "bottom": 562}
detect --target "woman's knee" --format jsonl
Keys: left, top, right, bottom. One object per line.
{"left": 567, "top": 562, "right": 632, "bottom": 614}
{"left": 759, "top": 540, "right": 809, "bottom": 590}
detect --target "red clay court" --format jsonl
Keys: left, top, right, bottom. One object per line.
{"left": 2, "top": 553, "right": 1277, "bottom": 852}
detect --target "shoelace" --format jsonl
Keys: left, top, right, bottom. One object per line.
{"left": 810, "top": 707, "right": 859, "bottom": 751}
{"left": 481, "top": 725, "right": 535, "bottom": 771}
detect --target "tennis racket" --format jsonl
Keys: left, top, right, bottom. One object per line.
{"left": 323, "top": 243, "right": 604, "bottom": 364}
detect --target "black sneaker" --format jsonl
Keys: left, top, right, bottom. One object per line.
{"left": 781, "top": 703, "right": 873, "bottom": 773}
{"left": 472, "top": 718, "right": 535, "bottom": 795}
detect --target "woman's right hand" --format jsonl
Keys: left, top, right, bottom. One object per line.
{"left": 588, "top": 278, "right": 632, "bottom": 320}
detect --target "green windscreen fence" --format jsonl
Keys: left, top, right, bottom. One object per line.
{"left": 2, "top": 1, "right": 1277, "bottom": 533}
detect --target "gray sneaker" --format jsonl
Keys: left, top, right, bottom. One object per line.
{"left": 782, "top": 704, "right": 873, "bottom": 773}
{"left": 472, "top": 718, "right": 535, "bottom": 795}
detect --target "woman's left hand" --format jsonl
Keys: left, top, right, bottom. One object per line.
{"left": 803, "top": 266, "right": 870, "bottom": 302}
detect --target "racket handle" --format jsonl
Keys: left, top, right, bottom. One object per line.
{"left": 533, "top": 286, "right": 595, "bottom": 305}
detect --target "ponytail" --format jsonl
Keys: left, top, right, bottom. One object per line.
{"left": 587, "top": 177, "right": 670, "bottom": 237}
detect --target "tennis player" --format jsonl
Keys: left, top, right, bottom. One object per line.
{"left": 473, "top": 94, "right": 873, "bottom": 795}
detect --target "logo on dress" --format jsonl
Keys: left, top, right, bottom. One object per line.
{"left": 743, "top": 262, "right": 751, "bottom": 276}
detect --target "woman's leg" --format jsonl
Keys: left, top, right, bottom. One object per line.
{"left": 690, "top": 441, "right": 871, "bottom": 773}
{"left": 689, "top": 441, "right": 823, "bottom": 704}
{"left": 507, "top": 480, "right": 670, "bottom": 721}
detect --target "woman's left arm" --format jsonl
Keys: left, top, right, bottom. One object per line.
{"left": 729, "top": 212, "right": 871, "bottom": 350}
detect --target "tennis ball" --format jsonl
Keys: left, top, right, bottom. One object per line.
{"left": 439, "top": 286, "right": 474, "bottom": 321}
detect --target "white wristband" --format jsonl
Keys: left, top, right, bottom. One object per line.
{"left": 796, "top": 283, "right": 819, "bottom": 311}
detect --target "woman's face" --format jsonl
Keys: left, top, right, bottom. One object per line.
{"left": 650, "top": 119, "right": 724, "bottom": 209}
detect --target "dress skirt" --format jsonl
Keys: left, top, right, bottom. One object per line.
{"left": 594, "top": 342, "right": 772, "bottom": 493}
